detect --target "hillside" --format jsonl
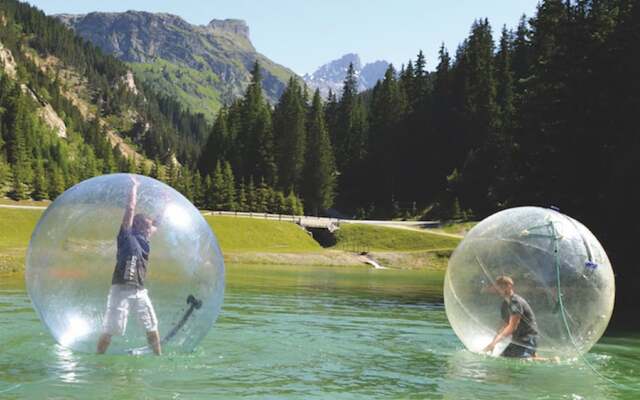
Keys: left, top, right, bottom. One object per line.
{"left": 0, "top": 0, "right": 217, "bottom": 201}
{"left": 56, "top": 11, "right": 298, "bottom": 120}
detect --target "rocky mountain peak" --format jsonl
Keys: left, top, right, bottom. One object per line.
{"left": 303, "top": 53, "right": 389, "bottom": 98}
{"left": 54, "top": 10, "right": 296, "bottom": 117}
{"left": 206, "top": 19, "right": 249, "bottom": 39}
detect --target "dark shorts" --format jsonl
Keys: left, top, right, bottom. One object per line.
{"left": 501, "top": 336, "right": 538, "bottom": 358}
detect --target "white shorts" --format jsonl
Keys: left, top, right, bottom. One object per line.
{"left": 102, "top": 284, "right": 158, "bottom": 335}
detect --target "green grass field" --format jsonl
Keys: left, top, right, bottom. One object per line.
{"left": 205, "top": 216, "right": 322, "bottom": 253}
{"left": 334, "top": 223, "right": 461, "bottom": 252}
{"left": 0, "top": 208, "right": 43, "bottom": 272}
{"left": 0, "top": 207, "right": 460, "bottom": 272}
{"left": 435, "top": 221, "right": 477, "bottom": 236}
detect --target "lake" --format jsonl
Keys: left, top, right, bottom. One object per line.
{"left": 1, "top": 264, "right": 638, "bottom": 399}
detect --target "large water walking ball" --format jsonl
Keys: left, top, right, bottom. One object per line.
{"left": 444, "top": 206, "right": 614, "bottom": 357}
{"left": 26, "top": 173, "right": 225, "bottom": 354}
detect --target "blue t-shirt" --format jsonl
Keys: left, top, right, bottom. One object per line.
{"left": 112, "top": 227, "right": 149, "bottom": 288}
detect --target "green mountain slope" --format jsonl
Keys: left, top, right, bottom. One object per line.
{"left": 129, "top": 59, "right": 223, "bottom": 119}
{"left": 0, "top": 0, "right": 211, "bottom": 200}
{"left": 56, "top": 11, "right": 298, "bottom": 120}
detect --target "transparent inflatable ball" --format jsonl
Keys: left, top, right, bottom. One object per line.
{"left": 444, "top": 206, "right": 614, "bottom": 358}
{"left": 26, "top": 173, "right": 225, "bottom": 354}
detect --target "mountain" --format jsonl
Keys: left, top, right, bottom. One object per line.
{"left": 303, "top": 54, "right": 389, "bottom": 98}
{"left": 0, "top": 0, "right": 215, "bottom": 202}
{"left": 56, "top": 11, "right": 298, "bottom": 120}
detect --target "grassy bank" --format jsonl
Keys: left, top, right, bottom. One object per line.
{"left": 0, "top": 206, "right": 461, "bottom": 273}
{"left": 0, "top": 208, "right": 43, "bottom": 273}
{"left": 333, "top": 223, "right": 461, "bottom": 270}
{"left": 334, "top": 223, "right": 461, "bottom": 252}
{"left": 430, "top": 221, "right": 477, "bottom": 236}
{"left": 205, "top": 216, "right": 322, "bottom": 252}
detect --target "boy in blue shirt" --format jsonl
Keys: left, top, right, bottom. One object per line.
{"left": 97, "top": 176, "right": 161, "bottom": 355}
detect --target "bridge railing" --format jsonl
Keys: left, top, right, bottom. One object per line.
{"left": 202, "top": 210, "right": 342, "bottom": 230}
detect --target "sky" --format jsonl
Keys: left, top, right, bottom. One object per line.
{"left": 28, "top": 0, "right": 541, "bottom": 76}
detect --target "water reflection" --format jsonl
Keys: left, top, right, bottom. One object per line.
{"left": 443, "top": 349, "right": 618, "bottom": 399}
{"left": 54, "top": 345, "right": 82, "bottom": 384}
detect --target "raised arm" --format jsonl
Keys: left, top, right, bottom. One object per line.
{"left": 121, "top": 175, "right": 139, "bottom": 230}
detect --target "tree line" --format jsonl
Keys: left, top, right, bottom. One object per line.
{"left": 192, "top": 0, "right": 640, "bottom": 324}
{"left": 197, "top": 64, "right": 336, "bottom": 216}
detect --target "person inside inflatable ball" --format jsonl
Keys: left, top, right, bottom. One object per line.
{"left": 482, "top": 275, "right": 540, "bottom": 358}
{"left": 97, "top": 175, "right": 164, "bottom": 355}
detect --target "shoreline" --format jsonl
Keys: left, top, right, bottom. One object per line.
{"left": 225, "top": 249, "right": 450, "bottom": 270}
{"left": 1, "top": 249, "right": 450, "bottom": 276}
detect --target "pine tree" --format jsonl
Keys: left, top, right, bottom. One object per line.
{"left": 236, "top": 178, "right": 248, "bottom": 211}
{"left": 239, "top": 62, "right": 277, "bottom": 185}
{"left": 270, "top": 190, "right": 285, "bottom": 214}
{"left": 101, "top": 140, "right": 116, "bottom": 173}
{"left": 324, "top": 89, "right": 339, "bottom": 149}
{"left": 273, "top": 77, "right": 306, "bottom": 192}
{"left": 203, "top": 174, "right": 214, "bottom": 210}
{"left": 199, "top": 108, "right": 228, "bottom": 176}
{"left": 427, "top": 43, "right": 456, "bottom": 199}
{"left": 79, "top": 146, "right": 100, "bottom": 181}
{"left": 401, "top": 60, "right": 416, "bottom": 104}
{"left": 10, "top": 165, "right": 27, "bottom": 200}
{"left": 496, "top": 25, "right": 516, "bottom": 127}
{"left": 222, "top": 161, "right": 236, "bottom": 211}
{"left": 368, "top": 64, "right": 408, "bottom": 211}
{"left": 302, "top": 90, "right": 336, "bottom": 215}
{"left": 246, "top": 176, "right": 257, "bottom": 211}
{"left": 5, "top": 94, "right": 33, "bottom": 188}
{"left": 512, "top": 15, "right": 532, "bottom": 87}
{"left": 64, "top": 167, "right": 78, "bottom": 190}
{"left": 285, "top": 191, "right": 303, "bottom": 215}
{"left": 150, "top": 158, "right": 165, "bottom": 181}
{"left": 126, "top": 156, "right": 137, "bottom": 174}
{"left": 513, "top": 0, "right": 570, "bottom": 205}
{"left": 212, "top": 161, "right": 225, "bottom": 210}
{"left": 180, "top": 167, "right": 194, "bottom": 202}
{"left": 48, "top": 166, "right": 66, "bottom": 200}
{"left": 193, "top": 170, "right": 204, "bottom": 208}
{"left": 255, "top": 177, "right": 270, "bottom": 212}
{"left": 138, "top": 160, "right": 152, "bottom": 177}
{"left": 333, "top": 63, "right": 369, "bottom": 209}
{"left": 0, "top": 156, "right": 10, "bottom": 195}
{"left": 165, "top": 160, "right": 178, "bottom": 188}
{"left": 454, "top": 19, "right": 502, "bottom": 214}
{"left": 335, "top": 63, "right": 363, "bottom": 170}
{"left": 32, "top": 159, "right": 48, "bottom": 200}
{"left": 254, "top": 106, "right": 277, "bottom": 186}
{"left": 413, "top": 50, "right": 429, "bottom": 101}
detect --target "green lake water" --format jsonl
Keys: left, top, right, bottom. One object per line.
{"left": 1, "top": 264, "right": 638, "bottom": 399}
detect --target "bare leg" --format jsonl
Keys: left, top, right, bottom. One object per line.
{"left": 97, "top": 333, "right": 112, "bottom": 354}
{"left": 147, "top": 331, "right": 162, "bottom": 355}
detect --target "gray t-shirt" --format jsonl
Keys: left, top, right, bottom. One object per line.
{"left": 112, "top": 227, "right": 149, "bottom": 288}
{"left": 501, "top": 294, "right": 539, "bottom": 341}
